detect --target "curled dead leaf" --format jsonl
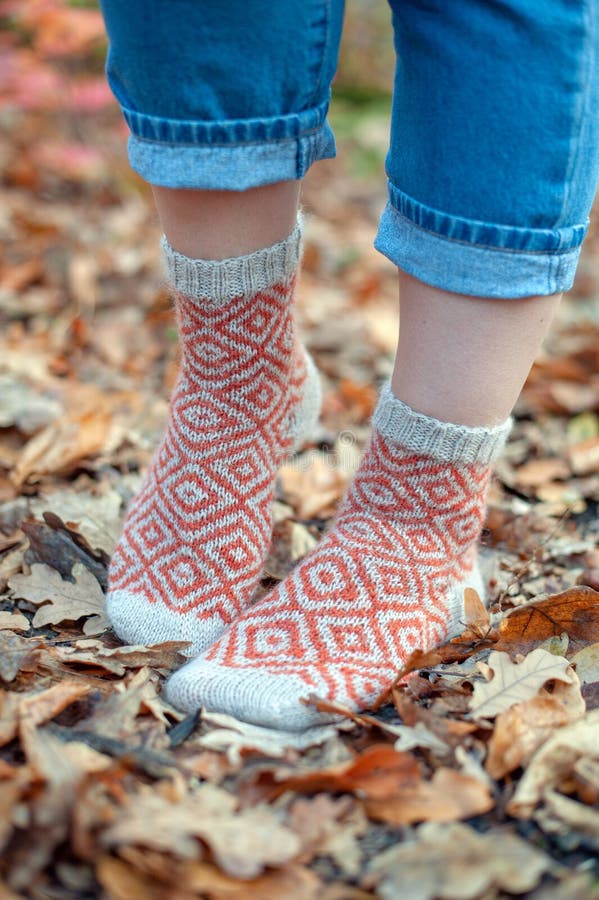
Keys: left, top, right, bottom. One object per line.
{"left": 365, "top": 822, "right": 552, "bottom": 900}
{"left": 495, "top": 587, "right": 599, "bottom": 655}
{"left": 508, "top": 710, "right": 599, "bottom": 823}
{"left": 364, "top": 767, "right": 493, "bottom": 826}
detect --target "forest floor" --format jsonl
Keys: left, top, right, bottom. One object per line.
{"left": 1, "top": 5, "right": 599, "bottom": 898}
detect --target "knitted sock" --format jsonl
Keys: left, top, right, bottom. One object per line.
{"left": 165, "top": 383, "right": 511, "bottom": 729}
{"left": 107, "top": 221, "right": 321, "bottom": 655}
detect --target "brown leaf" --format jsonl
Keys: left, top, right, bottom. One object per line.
{"left": 567, "top": 435, "right": 599, "bottom": 475}
{"left": 514, "top": 457, "right": 570, "bottom": 489}
{"left": 468, "top": 649, "right": 575, "bottom": 719}
{"left": 0, "top": 691, "right": 20, "bottom": 747}
{"left": 179, "top": 860, "right": 323, "bottom": 900}
{"left": 571, "top": 642, "right": 599, "bottom": 685}
{"left": 495, "top": 587, "right": 599, "bottom": 655}
{"left": 191, "top": 709, "right": 340, "bottom": 763}
{"left": 372, "top": 648, "right": 443, "bottom": 710}
{"left": 272, "top": 744, "right": 421, "bottom": 800}
{"left": 8, "top": 562, "right": 108, "bottom": 635}
{"left": 11, "top": 407, "right": 114, "bottom": 486}
{"left": 0, "top": 610, "right": 30, "bottom": 633}
{"left": 508, "top": 710, "right": 599, "bottom": 819}
{"left": 486, "top": 693, "right": 581, "bottom": 780}
{"left": 96, "top": 856, "right": 164, "bottom": 900}
{"left": 102, "top": 783, "right": 300, "bottom": 879}
{"left": 51, "top": 639, "right": 189, "bottom": 676}
{"left": 18, "top": 681, "right": 93, "bottom": 767}
{"left": 365, "top": 767, "right": 493, "bottom": 825}
{"left": 0, "top": 631, "right": 42, "bottom": 683}
{"left": 365, "top": 822, "right": 552, "bottom": 900}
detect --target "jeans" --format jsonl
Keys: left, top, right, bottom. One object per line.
{"left": 99, "top": 0, "right": 599, "bottom": 298}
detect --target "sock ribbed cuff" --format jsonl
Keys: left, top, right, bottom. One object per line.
{"left": 373, "top": 382, "right": 512, "bottom": 466}
{"left": 161, "top": 215, "right": 302, "bottom": 303}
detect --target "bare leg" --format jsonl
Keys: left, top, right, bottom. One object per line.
{"left": 152, "top": 182, "right": 301, "bottom": 259}
{"left": 391, "top": 271, "right": 562, "bottom": 426}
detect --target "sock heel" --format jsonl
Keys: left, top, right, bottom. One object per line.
{"left": 289, "top": 349, "right": 321, "bottom": 453}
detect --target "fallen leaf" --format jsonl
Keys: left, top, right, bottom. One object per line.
{"left": 365, "top": 822, "right": 552, "bottom": 900}
{"left": 170, "top": 859, "right": 323, "bottom": 900}
{"left": 365, "top": 767, "right": 493, "bottom": 825}
{"left": 570, "top": 642, "right": 599, "bottom": 685}
{"left": 495, "top": 587, "right": 599, "bottom": 655}
{"left": 197, "top": 710, "right": 341, "bottom": 762}
{"left": 534, "top": 788, "right": 599, "bottom": 842}
{"left": 30, "top": 488, "right": 123, "bottom": 556}
{"left": 567, "top": 435, "right": 599, "bottom": 475}
{"left": 469, "top": 649, "right": 574, "bottom": 719}
{"left": 11, "top": 407, "right": 114, "bottom": 486}
{"left": 486, "top": 690, "right": 583, "bottom": 780}
{"left": 508, "top": 710, "right": 599, "bottom": 818}
{"left": 372, "top": 648, "right": 443, "bottom": 710}
{"left": 288, "top": 795, "right": 366, "bottom": 877}
{"left": 8, "top": 562, "right": 108, "bottom": 634}
{"left": 514, "top": 457, "right": 570, "bottom": 488}
{"left": 51, "top": 639, "right": 189, "bottom": 676}
{"left": 0, "top": 630, "right": 42, "bottom": 683}
{"left": 102, "top": 782, "right": 300, "bottom": 878}
{"left": 391, "top": 721, "right": 450, "bottom": 755}
{"left": 0, "top": 690, "right": 20, "bottom": 746}
{"left": 0, "top": 374, "right": 62, "bottom": 433}
{"left": 96, "top": 855, "right": 163, "bottom": 900}
{"left": 272, "top": 744, "right": 420, "bottom": 800}
{"left": 0, "top": 610, "right": 29, "bottom": 632}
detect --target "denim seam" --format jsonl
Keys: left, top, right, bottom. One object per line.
{"left": 127, "top": 128, "right": 325, "bottom": 150}
{"left": 385, "top": 201, "right": 583, "bottom": 257}
{"left": 306, "top": 0, "right": 332, "bottom": 109}
{"left": 556, "top": 0, "right": 593, "bottom": 227}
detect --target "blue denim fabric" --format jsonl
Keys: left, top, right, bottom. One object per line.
{"left": 99, "top": 0, "right": 342, "bottom": 190}
{"left": 100, "top": 0, "right": 599, "bottom": 298}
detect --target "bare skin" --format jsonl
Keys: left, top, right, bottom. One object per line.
{"left": 391, "top": 271, "right": 562, "bottom": 427}
{"left": 152, "top": 182, "right": 301, "bottom": 260}
{"left": 152, "top": 185, "right": 561, "bottom": 426}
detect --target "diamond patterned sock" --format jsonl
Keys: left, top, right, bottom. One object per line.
{"left": 107, "top": 221, "right": 321, "bottom": 655}
{"left": 165, "top": 384, "right": 511, "bottom": 728}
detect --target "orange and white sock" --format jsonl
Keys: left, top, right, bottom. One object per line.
{"left": 166, "top": 384, "right": 511, "bottom": 728}
{"left": 107, "top": 220, "right": 320, "bottom": 655}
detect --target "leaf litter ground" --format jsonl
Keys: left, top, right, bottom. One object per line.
{"left": 2, "top": 7, "right": 599, "bottom": 898}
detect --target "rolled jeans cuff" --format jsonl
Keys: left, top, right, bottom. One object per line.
{"left": 121, "top": 101, "right": 336, "bottom": 190}
{"left": 375, "top": 183, "right": 588, "bottom": 298}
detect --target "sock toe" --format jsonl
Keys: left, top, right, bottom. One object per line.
{"left": 164, "top": 658, "right": 339, "bottom": 731}
{"left": 106, "top": 589, "right": 224, "bottom": 656}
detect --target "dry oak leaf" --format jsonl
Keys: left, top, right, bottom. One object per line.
{"left": 486, "top": 691, "right": 584, "bottom": 780}
{"left": 570, "top": 641, "right": 599, "bottom": 685}
{"left": 534, "top": 788, "right": 599, "bottom": 842}
{"left": 197, "top": 710, "right": 340, "bottom": 762}
{"left": 8, "top": 562, "right": 108, "bottom": 635}
{"left": 18, "top": 680, "right": 93, "bottom": 767}
{"left": 99, "top": 855, "right": 323, "bottom": 900}
{"left": 508, "top": 709, "right": 599, "bottom": 819}
{"left": 468, "top": 648, "right": 574, "bottom": 719}
{"left": 51, "top": 638, "right": 189, "bottom": 676}
{"left": 0, "top": 630, "right": 42, "bottom": 683}
{"left": 11, "top": 406, "right": 114, "bottom": 487}
{"left": 102, "top": 782, "right": 300, "bottom": 879}
{"left": 365, "top": 822, "right": 552, "bottom": 900}
{"left": 364, "top": 766, "right": 493, "bottom": 826}
{"left": 0, "top": 610, "right": 29, "bottom": 632}
{"left": 495, "top": 587, "right": 599, "bottom": 655}
{"left": 268, "top": 744, "right": 421, "bottom": 800}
